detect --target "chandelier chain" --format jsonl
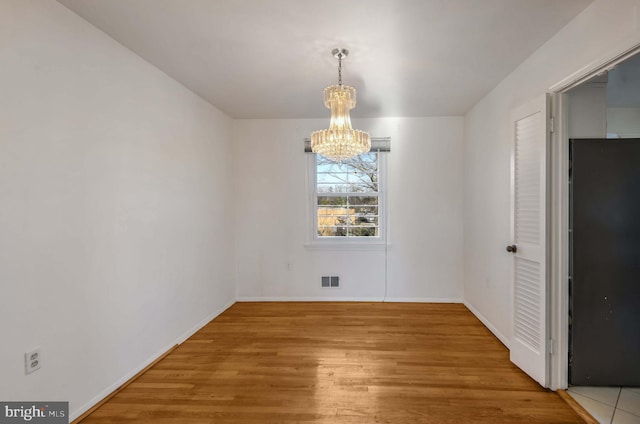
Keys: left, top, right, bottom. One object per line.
{"left": 338, "top": 53, "right": 342, "bottom": 86}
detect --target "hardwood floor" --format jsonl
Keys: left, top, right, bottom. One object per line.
{"left": 78, "top": 302, "right": 583, "bottom": 423}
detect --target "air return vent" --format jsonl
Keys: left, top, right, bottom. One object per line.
{"left": 321, "top": 276, "right": 340, "bottom": 288}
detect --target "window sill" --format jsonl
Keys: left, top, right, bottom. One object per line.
{"left": 304, "top": 240, "right": 389, "bottom": 251}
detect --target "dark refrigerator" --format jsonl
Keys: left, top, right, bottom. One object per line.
{"left": 570, "top": 138, "right": 640, "bottom": 386}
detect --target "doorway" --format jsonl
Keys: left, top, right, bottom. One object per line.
{"left": 565, "top": 54, "right": 640, "bottom": 387}
{"left": 551, "top": 45, "right": 640, "bottom": 423}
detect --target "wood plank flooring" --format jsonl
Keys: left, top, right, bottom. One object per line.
{"left": 78, "top": 302, "right": 583, "bottom": 423}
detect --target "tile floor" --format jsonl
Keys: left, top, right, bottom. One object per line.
{"left": 567, "top": 386, "right": 640, "bottom": 424}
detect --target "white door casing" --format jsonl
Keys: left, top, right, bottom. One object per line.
{"left": 548, "top": 39, "right": 640, "bottom": 391}
{"left": 509, "top": 94, "right": 550, "bottom": 387}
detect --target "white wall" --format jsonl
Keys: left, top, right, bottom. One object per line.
{"left": 233, "top": 117, "right": 464, "bottom": 302}
{"left": 605, "top": 52, "right": 640, "bottom": 137}
{"left": 0, "top": 0, "right": 235, "bottom": 419}
{"left": 568, "top": 81, "right": 607, "bottom": 138}
{"left": 607, "top": 52, "right": 640, "bottom": 107}
{"left": 608, "top": 107, "right": 640, "bottom": 137}
{"left": 463, "top": 0, "right": 640, "bottom": 343}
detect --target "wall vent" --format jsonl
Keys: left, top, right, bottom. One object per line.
{"left": 321, "top": 276, "right": 340, "bottom": 288}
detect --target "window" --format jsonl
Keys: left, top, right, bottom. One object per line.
{"left": 313, "top": 152, "right": 384, "bottom": 239}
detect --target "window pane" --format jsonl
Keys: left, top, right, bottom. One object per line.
{"left": 317, "top": 196, "right": 347, "bottom": 206}
{"left": 348, "top": 226, "right": 379, "bottom": 237}
{"left": 316, "top": 152, "right": 378, "bottom": 194}
{"left": 318, "top": 226, "right": 339, "bottom": 237}
{"left": 319, "top": 226, "right": 348, "bottom": 237}
{"left": 353, "top": 212, "right": 378, "bottom": 224}
{"left": 349, "top": 196, "right": 378, "bottom": 206}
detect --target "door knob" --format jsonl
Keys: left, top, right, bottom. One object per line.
{"left": 506, "top": 245, "right": 517, "bottom": 253}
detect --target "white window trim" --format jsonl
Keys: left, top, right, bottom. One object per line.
{"left": 305, "top": 152, "right": 388, "bottom": 250}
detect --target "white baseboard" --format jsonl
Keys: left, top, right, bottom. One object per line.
{"left": 383, "top": 297, "right": 462, "bottom": 303}
{"left": 236, "top": 296, "right": 384, "bottom": 302}
{"left": 70, "top": 297, "right": 236, "bottom": 422}
{"left": 236, "top": 296, "right": 463, "bottom": 303}
{"left": 463, "top": 300, "right": 511, "bottom": 349}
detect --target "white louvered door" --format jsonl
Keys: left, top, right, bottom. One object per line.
{"left": 509, "top": 94, "right": 550, "bottom": 387}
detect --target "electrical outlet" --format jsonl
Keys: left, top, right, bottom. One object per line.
{"left": 25, "top": 347, "right": 41, "bottom": 375}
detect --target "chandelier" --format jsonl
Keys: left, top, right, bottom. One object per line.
{"left": 310, "top": 48, "right": 371, "bottom": 161}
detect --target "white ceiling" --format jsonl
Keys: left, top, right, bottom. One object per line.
{"left": 57, "top": 0, "right": 593, "bottom": 119}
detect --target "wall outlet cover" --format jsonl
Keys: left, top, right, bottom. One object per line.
{"left": 25, "top": 347, "right": 41, "bottom": 375}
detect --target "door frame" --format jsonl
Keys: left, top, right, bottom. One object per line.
{"left": 547, "top": 34, "right": 640, "bottom": 390}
